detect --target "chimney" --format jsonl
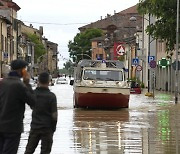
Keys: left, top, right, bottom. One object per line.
{"left": 39, "top": 26, "right": 43, "bottom": 35}
{"left": 100, "top": 16, "right": 102, "bottom": 20}
{"left": 107, "top": 14, "right": 111, "bottom": 18}
{"left": 114, "top": 10, "right": 116, "bottom": 15}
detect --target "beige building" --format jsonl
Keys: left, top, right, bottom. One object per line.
{"left": 0, "top": 0, "right": 20, "bottom": 77}
{"left": 0, "top": 0, "right": 59, "bottom": 78}
{"left": 46, "top": 40, "right": 58, "bottom": 77}
{"left": 0, "top": 16, "right": 11, "bottom": 77}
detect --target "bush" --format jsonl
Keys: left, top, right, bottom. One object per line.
{"left": 140, "top": 83, "right": 145, "bottom": 88}
{"left": 128, "top": 77, "right": 145, "bottom": 88}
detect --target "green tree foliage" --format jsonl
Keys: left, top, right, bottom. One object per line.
{"left": 138, "top": 0, "right": 177, "bottom": 51}
{"left": 61, "top": 60, "right": 74, "bottom": 75}
{"left": 63, "top": 60, "right": 72, "bottom": 69}
{"left": 68, "top": 28, "right": 103, "bottom": 63}
{"left": 26, "top": 33, "right": 46, "bottom": 62}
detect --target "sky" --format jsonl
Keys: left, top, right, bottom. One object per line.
{"left": 13, "top": 0, "right": 139, "bottom": 68}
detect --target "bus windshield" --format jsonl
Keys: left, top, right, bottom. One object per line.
{"left": 83, "top": 69, "right": 123, "bottom": 81}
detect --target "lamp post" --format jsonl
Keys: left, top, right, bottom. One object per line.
{"left": 104, "top": 35, "right": 111, "bottom": 60}
{"left": 130, "top": 15, "right": 152, "bottom": 94}
{"left": 175, "top": 0, "right": 179, "bottom": 103}
{"left": 129, "top": 16, "right": 138, "bottom": 80}
{"left": 147, "top": 14, "right": 151, "bottom": 93}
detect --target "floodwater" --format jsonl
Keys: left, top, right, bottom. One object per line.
{"left": 18, "top": 82, "right": 180, "bottom": 154}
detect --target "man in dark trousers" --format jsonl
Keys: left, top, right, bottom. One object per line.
{"left": 25, "top": 72, "right": 58, "bottom": 154}
{"left": 0, "top": 59, "right": 36, "bottom": 154}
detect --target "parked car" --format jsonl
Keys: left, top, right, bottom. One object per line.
{"left": 56, "top": 77, "right": 68, "bottom": 84}
{"left": 29, "top": 79, "right": 37, "bottom": 88}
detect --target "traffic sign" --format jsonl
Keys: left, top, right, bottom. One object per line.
{"left": 150, "top": 60, "right": 156, "bottom": 68}
{"left": 136, "top": 65, "right": 142, "bottom": 71}
{"left": 158, "top": 58, "right": 170, "bottom": 68}
{"left": 132, "top": 58, "right": 139, "bottom": 66}
{"left": 148, "top": 56, "right": 155, "bottom": 63}
{"left": 116, "top": 45, "right": 125, "bottom": 56}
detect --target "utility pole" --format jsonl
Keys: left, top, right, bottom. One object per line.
{"left": 148, "top": 13, "right": 151, "bottom": 93}
{"left": 175, "top": 0, "right": 179, "bottom": 104}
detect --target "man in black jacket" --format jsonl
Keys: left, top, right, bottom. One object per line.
{"left": 25, "top": 72, "right": 57, "bottom": 154}
{"left": 0, "top": 59, "right": 36, "bottom": 154}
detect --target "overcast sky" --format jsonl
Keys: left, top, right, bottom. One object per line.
{"left": 13, "top": 0, "right": 139, "bottom": 68}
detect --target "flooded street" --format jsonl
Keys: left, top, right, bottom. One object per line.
{"left": 18, "top": 83, "right": 180, "bottom": 154}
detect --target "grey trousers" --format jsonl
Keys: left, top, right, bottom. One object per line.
{"left": 25, "top": 129, "right": 53, "bottom": 154}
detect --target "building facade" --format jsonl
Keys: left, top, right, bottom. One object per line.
{"left": 79, "top": 4, "right": 142, "bottom": 81}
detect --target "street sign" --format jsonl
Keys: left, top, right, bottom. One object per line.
{"left": 150, "top": 60, "right": 156, "bottom": 68}
{"left": 132, "top": 58, "right": 139, "bottom": 66}
{"left": 148, "top": 56, "right": 155, "bottom": 63}
{"left": 116, "top": 45, "right": 125, "bottom": 56}
{"left": 136, "top": 65, "right": 142, "bottom": 71}
{"left": 158, "top": 58, "right": 170, "bottom": 68}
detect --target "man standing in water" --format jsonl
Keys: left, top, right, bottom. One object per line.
{"left": 25, "top": 72, "right": 57, "bottom": 154}
{"left": 0, "top": 59, "right": 36, "bottom": 154}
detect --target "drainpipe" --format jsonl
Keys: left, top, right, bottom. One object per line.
{"left": 0, "top": 22, "right": 2, "bottom": 78}
{"left": 16, "top": 20, "right": 18, "bottom": 59}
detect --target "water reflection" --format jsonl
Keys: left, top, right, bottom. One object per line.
{"left": 17, "top": 84, "right": 180, "bottom": 154}
{"left": 72, "top": 109, "right": 129, "bottom": 153}
{"left": 147, "top": 94, "right": 180, "bottom": 154}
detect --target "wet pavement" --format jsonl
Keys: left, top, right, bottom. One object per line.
{"left": 18, "top": 83, "right": 180, "bottom": 154}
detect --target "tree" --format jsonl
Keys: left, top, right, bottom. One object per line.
{"left": 63, "top": 60, "right": 74, "bottom": 75}
{"left": 68, "top": 28, "right": 103, "bottom": 63}
{"left": 138, "top": 0, "right": 177, "bottom": 51}
{"left": 26, "top": 33, "right": 46, "bottom": 62}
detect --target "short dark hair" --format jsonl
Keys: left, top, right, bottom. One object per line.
{"left": 38, "top": 72, "right": 50, "bottom": 84}
{"left": 10, "top": 59, "right": 28, "bottom": 70}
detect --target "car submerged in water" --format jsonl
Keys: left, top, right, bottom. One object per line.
{"left": 71, "top": 60, "right": 130, "bottom": 109}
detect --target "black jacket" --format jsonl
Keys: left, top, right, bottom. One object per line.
{"left": 0, "top": 74, "right": 36, "bottom": 133}
{"left": 31, "top": 87, "right": 57, "bottom": 132}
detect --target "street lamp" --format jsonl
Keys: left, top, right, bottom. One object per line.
{"left": 130, "top": 15, "right": 152, "bottom": 94}
{"left": 104, "top": 36, "right": 111, "bottom": 60}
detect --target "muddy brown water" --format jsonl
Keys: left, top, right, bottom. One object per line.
{"left": 17, "top": 84, "right": 180, "bottom": 154}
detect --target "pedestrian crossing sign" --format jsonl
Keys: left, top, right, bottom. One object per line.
{"left": 132, "top": 58, "right": 139, "bottom": 66}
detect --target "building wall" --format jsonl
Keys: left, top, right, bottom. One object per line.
{"left": 21, "top": 24, "right": 41, "bottom": 38}
{"left": 91, "top": 41, "right": 106, "bottom": 60}
{"left": 0, "top": 19, "right": 9, "bottom": 77}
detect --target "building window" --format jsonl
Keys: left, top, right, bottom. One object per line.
{"left": 96, "top": 54, "right": 103, "bottom": 60}
{"left": 1, "top": 35, "right": 4, "bottom": 51}
{"left": 5, "top": 37, "right": 7, "bottom": 52}
{"left": 12, "top": 41, "right": 14, "bottom": 54}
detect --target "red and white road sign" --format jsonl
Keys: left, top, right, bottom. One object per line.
{"left": 136, "top": 65, "right": 142, "bottom": 71}
{"left": 116, "top": 45, "right": 125, "bottom": 56}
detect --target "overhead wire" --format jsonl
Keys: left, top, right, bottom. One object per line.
{"left": 22, "top": 20, "right": 89, "bottom": 26}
